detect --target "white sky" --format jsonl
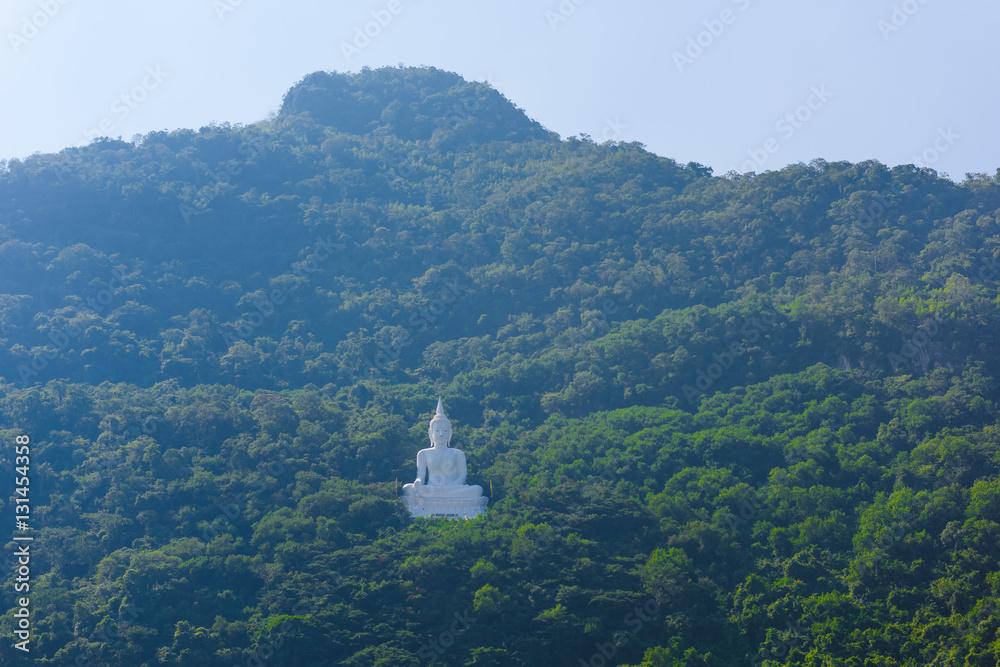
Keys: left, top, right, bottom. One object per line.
{"left": 1, "top": 0, "right": 997, "bottom": 179}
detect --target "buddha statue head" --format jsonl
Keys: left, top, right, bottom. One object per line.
{"left": 428, "top": 397, "right": 453, "bottom": 448}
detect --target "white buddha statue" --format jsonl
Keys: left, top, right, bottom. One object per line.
{"left": 401, "top": 399, "right": 487, "bottom": 519}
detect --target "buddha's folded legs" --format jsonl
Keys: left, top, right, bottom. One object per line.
{"left": 402, "top": 484, "right": 483, "bottom": 498}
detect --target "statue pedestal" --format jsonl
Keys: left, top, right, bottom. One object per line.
{"left": 401, "top": 495, "right": 488, "bottom": 520}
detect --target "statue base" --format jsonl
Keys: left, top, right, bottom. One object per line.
{"left": 401, "top": 495, "right": 488, "bottom": 520}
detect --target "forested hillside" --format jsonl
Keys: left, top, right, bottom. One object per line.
{"left": 1, "top": 65, "right": 1000, "bottom": 665}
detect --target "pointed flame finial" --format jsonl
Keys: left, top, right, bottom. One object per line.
{"left": 430, "top": 397, "right": 451, "bottom": 430}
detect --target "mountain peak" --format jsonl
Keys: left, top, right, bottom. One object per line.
{"left": 278, "top": 66, "right": 554, "bottom": 144}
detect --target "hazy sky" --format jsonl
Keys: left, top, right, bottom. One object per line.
{"left": 2, "top": 0, "right": 997, "bottom": 179}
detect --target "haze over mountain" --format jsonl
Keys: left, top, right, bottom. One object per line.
{"left": 1, "top": 66, "right": 999, "bottom": 666}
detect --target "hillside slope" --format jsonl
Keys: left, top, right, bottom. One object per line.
{"left": 1, "top": 66, "right": 1000, "bottom": 665}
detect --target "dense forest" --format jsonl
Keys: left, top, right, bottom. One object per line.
{"left": 1, "top": 65, "right": 1000, "bottom": 665}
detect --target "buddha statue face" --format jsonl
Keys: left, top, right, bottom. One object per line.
{"left": 429, "top": 421, "right": 452, "bottom": 447}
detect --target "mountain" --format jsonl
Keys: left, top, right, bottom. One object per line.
{"left": 279, "top": 68, "right": 554, "bottom": 143}
{"left": 1, "top": 65, "right": 999, "bottom": 665}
